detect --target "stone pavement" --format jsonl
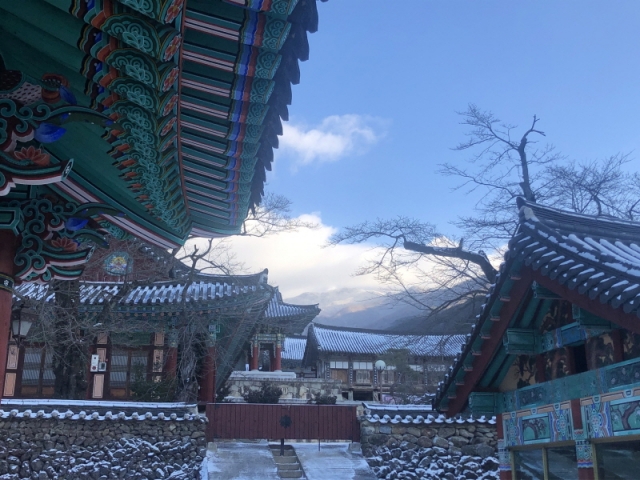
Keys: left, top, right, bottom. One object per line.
{"left": 205, "top": 441, "right": 377, "bottom": 480}
{"left": 207, "top": 441, "right": 280, "bottom": 480}
{"left": 294, "top": 442, "right": 377, "bottom": 480}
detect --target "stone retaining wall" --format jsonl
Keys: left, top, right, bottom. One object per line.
{"left": 360, "top": 414, "right": 499, "bottom": 480}
{"left": 0, "top": 404, "right": 206, "bottom": 480}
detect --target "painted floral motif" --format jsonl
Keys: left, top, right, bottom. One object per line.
{"left": 164, "top": 0, "right": 185, "bottom": 24}
{"left": 161, "top": 93, "right": 179, "bottom": 117}
{"left": 161, "top": 67, "right": 179, "bottom": 92}
{"left": 163, "top": 35, "right": 182, "bottom": 62}
{"left": 51, "top": 237, "right": 79, "bottom": 252}
{"left": 13, "top": 146, "right": 51, "bottom": 166}
{"left": 160, "top": 117, "right": 177, "bottom": 137}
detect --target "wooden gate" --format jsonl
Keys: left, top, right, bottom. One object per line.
{"left": 206, "top": 403, "right": 360, "bottom": 442}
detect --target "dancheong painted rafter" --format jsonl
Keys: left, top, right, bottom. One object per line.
{"left": 0, "top": 0, "right": 321, "bottom": 247}
{"left": 0, "top": 0, "right": 325, "bottom": 399}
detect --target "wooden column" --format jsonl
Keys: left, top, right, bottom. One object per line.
{"left": 200, "top": 346, "right": 216, "bottom": 403}
{"left": 0, "top": 231, "right": 16, "bottom": 399}
{"left": 572, "top": 399, "right": 596, "bottom": 480}
{"left": 497, "top": 415, "right": 513, "bottom": 480}
{"left": 250, "top": 342, "right": 259, "bottom": 371}
{"left": 165, "top": 347, "right": 178, "bottom": 378}
{"left": 274, "top": 344, "right": 282, "bottom": 372}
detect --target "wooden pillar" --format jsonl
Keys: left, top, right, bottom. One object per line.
{"left": 572, "top": 399, "right": 596, "bottom": 480}
{"left": 0, "top": 231, "right": 16, "bottom": 399}
{"left": 250, "top": 342, "right": 259, "bottom": 371}
{"left": 165, "top": 347, "right": 178, "bottom": 378}
{"left": 497, "top": 415, "right": 513, "bottom": 480}
{"left": 274, "top": 344, "right": 282, "bottom": 372}
{"left": 200, "top": 346, "right": 216, "bottom": 403}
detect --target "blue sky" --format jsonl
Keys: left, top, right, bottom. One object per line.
{"left": 224, "top": 1, "right": 640, "bottom": 296}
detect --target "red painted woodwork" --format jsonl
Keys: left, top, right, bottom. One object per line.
{"left": 0, "top": 231, "right": 17, "bottom": 398}
{"left": 446, "top": 269, "right": 534, "bottom": 416}
{"left": 274, "top": 345, "right": 282, "bottom": 372}
{"left": 250, "top": 343, "right": 259, "bottom": 371}
{"left": 166, "top": 347, "right": 177, "bottom": 378}
{"left": 499, "top": 469, "right": 513, "bottom": 480}
{"left": 530, "top": 268, "right": 640, "bottom": 334}
{"left": 578, "top": 467, "right": 595, "bottom": 480}
{"left": 205, "top": 404, "right": 361, "bottom": 442}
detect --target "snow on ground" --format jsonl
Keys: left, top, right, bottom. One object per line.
{"left": 206, "top": 441, "right": 280, "bottom": 480}
{"left": 294, "top": 443, "right": 377, "bottom": 480}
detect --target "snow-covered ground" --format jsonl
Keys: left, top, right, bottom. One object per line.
{"left": 205, "top": 441, "right": 280, "bottom": 480}
{"left": 294, "top": 443, "right": 377, "bottom": 480}
{"left": 204, "top": 441, "right": 377, "bottom": 480}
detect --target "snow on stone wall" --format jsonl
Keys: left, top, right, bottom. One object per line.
{"left": 360, "top": 415, "right": 499, "bottom": 480}
{"left": 0, "top": 407, "right": 206, "bottom": 479}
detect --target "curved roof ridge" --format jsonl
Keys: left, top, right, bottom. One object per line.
{"left": 517, "top": 197, "right": 640, "bottom": 238}
{"left": 311, "top": 322, "right": 442, "bottom": 337}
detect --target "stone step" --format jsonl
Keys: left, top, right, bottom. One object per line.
{"left": 277, "top": 463, "right": 301, "bottom": 471}
{"left": 278, "top": 471, "right": 303, "bottom": 479}
{"left": 273, "top": 455, "right": 297, "bottom": 464}
{"left": 270, "top": 449, "right": 296, "bottom": 456}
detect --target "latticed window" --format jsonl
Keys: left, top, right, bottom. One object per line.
{"left": 19, "top": 346, "right": 54, "bottom": 397}
{"left": 355, "top": 369, "right": 372, "bottom": 384}
{"left": 109, "top": 349, "right": 149, "bottom": 398}
{"left": 381, "top": 370, "right": 395, "bottom": 384}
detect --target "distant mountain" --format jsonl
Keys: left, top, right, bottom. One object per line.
{"left": 285, "top": 287, "right": 481, "bottom": 335}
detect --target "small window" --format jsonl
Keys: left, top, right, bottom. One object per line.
{"left": 381, "top": 370, "right": 395, "bottom": 384}
{"left": 353, "top": 361, "right": 373, "bottom": 370}
{"left": 409, "top": 365, "right": 424, "bottom": 372}
{"left": 18, "top": 346, "right": 54, "bottom": 397}
{"left": 330, "top": 361, "right": 348, "bottom": 369}
{"left": 355, "top": 370, "right": 371, "bottom": 384}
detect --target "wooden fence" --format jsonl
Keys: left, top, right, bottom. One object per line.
{"left": 206, "top": 403, "right": 360, "bottom": 442}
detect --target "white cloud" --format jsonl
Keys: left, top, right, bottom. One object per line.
{"left": 226, "top": 214, "right": 383, "bottom": 297}
{"left": 186, "top": 214, "right": 386, "bottom": 298}
{"left": 279, "top": 115, "right": 385, "bottom": 167}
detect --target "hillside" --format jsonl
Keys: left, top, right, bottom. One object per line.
{"left": 285, "top": 287, "right": 481, "bottom": 335}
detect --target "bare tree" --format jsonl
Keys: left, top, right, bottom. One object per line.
{"left": 18, "top": 192, "right": 314, "bottom": 401}
{"left": 331, "top": 105, "right": 640, "bottom": 323}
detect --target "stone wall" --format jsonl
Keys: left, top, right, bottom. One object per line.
{"left": 0, "top": 403, "right": 206, "bottom": 480}
{"left": 360, "top": 413, "right": 499, "bottom": 480}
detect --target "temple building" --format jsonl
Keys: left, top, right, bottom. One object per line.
{"left": 302, "top": 323, "right": 464, "bottom": 401}
{"left": 245, "top": 289, "right": 319, "bottom": 373}
{"left": 0, "top": 0, "right": 323, "bottom": 399}
{"left": 434, "top": 199, "right": 640, "bottom": 480}
{"left": 10, "top": 239, "right": 318, "bottom": 404}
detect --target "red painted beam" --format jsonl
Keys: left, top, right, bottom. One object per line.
{"left": 0, "top": 231, "right": 17, "bottom": 399}
{"left": 530, "top": 269, "right": 640, "bottom": 335}
{"left": 446, "top": 268, "right": 534, "bottom": 416}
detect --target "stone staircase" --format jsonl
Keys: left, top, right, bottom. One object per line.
{"left": 270, "top": 444, "right": 305, "bottom": 479}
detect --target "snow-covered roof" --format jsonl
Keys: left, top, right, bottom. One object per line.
{"left": 435, "top": 199, "right": 640, "bottom": 412}
{"left": 282, "top": 336, "right": 307, "bottom": 361}
{"left": 513, "top": 199, "right": 640, "bottom": 311}
{"left": 0, "top": 399, "right": 204, "bottom": 422}
{"left": 263, "top": 289, "right": 320, "bottom": 333}
{"left": 309, "top": 324, "right": 465, "bottom": 357}
{"left": 363, "top": 413, "right": 496, "bottom": 425}
{"left": 15, "top": 278, "right": 271, "bottom": 314}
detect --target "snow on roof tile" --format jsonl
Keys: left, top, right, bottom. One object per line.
{"left": 282, "top": 337, "right": 307, "bottom": 361}
{"left": 14, "top": 278, "right": 265, "bottom": 308}
{"left": 310, "top": 324, "right": 465, "bottom": 358}
{"left": 435, "top": 199, "right": 640, "bottom": 412}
